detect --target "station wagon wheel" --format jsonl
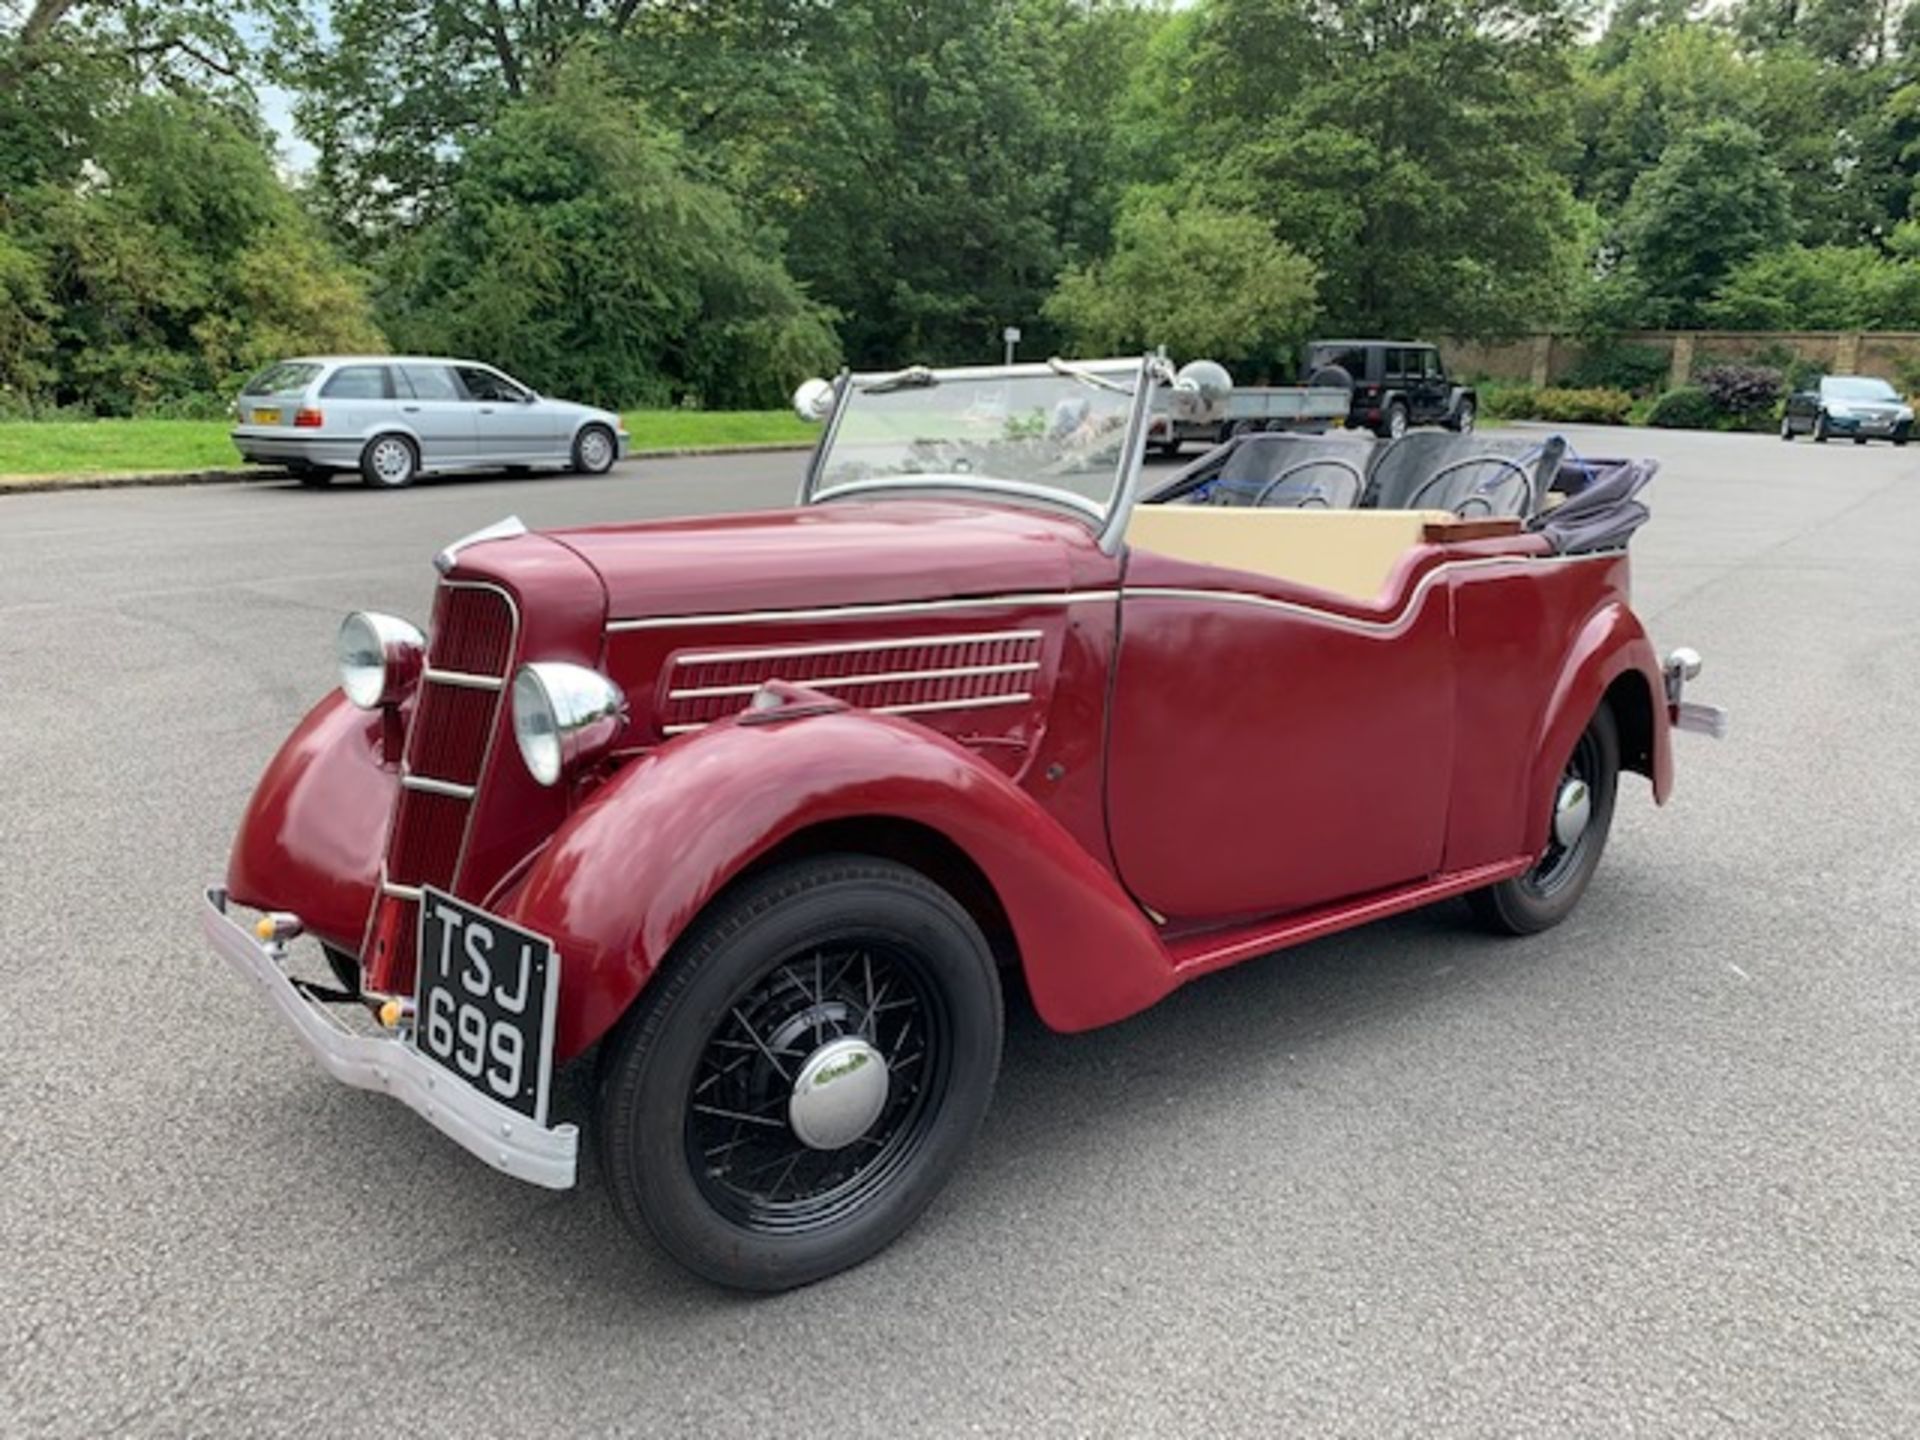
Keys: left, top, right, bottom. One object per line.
{"left": 1468, "top": 704, "right": 1619, "bottom": 936}
{"left": 596, "top": 855, "right": 1002, "bottom": 1291}
{"left": 572, "top": 424, "right": 617, "bottom": 475}
{"left": 359, "top": 433, "right": 418, "bottom": 488}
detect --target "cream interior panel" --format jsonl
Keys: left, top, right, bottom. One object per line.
{"left": 1124, "top": 506, "right": 1449, "bottom": 603}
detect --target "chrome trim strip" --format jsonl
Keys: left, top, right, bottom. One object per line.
{"left": 382, "top": 879, "right": 424, "bottom": 901}
{"left": 662, "top": 690, "right": 1035, "bottom": 736}
{"left": 433, "top": 515, "right": 527, "bottom": 576}
{"left": 609, "top": 554, "right": 1613, "bottom": 637}
{"left": 669, "top": 660, "right": 1040, "bottom": 702}
{"left": 673, "top": 628, "right": 1045, "bottom": 665}
{"left": 609, "top": 598, "right": 1105, "bottom": 633}
{"left": 202, "top": 887, "right": 577, "bottom": 1190}
{"left": 423, "top": 667, "right": 505, "bottom": 692}
{"left": 401, "top": 772, "right": 477, "bottom": 800}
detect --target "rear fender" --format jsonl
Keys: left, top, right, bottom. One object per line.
{"left": 1528, "top": 601, "right": 1672, "bottom": 848}
{"left": 501, "top": 710, "right": 1175, "bottom": 1060}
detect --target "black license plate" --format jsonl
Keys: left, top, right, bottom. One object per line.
{"left": 412, "top": 888, "right": 558, "bottom": 1123}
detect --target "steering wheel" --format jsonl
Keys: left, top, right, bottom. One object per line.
{"left": 1402, "top": 455, "right": 1532, "bottom": 518}
{"left": 1251, "top": 457, "right": 1365, "bottom": 509}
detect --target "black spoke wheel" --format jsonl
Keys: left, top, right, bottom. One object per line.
{"left": 1468, "top": 703, "right": 1620, "bottom": 936}
{"left": 687, "top": 940, "right": 948, "bottom": 1232}
{"left": 597, "top": 855, "right": 1002, "bottom": 1291}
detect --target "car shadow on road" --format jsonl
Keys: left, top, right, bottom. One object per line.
{"left": 514, "top": 896, "right": 1541, "bottom": 1307}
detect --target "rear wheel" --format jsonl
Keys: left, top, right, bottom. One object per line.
{"left": 1448, "top": 399, "right": 1477, "bottom": 434}
{"left": 293, "top": 466, "right": 332, "bottom": 488}
{"left": 359, "top": 433, "right": 418, "bottom": 488}
{"left": 1468, "top": 704, "right": 1619, "bottom": 936}
{"left": 1380, "top": 400, "right": 1409, "bottom": 440}
{"left": 572, "top": 423, "right": 617, "bottom": 475}
{"left": 596, "top": 855, "right": 1003, "bottom": 1291}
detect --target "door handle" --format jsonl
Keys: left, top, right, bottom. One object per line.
{"left": 402, "top": 405, "right": 420, "bottom": 413}
{"left": 479, "top": 406, "right": 495, "bottom": 414}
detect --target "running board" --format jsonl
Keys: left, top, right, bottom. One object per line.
{"left": 1163, "top": 856, "right": 1534, "bottom": 983}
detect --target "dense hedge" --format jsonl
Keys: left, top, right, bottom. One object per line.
{"left": 1645, "top": 386, "right": 1719, "bottom": 429}
{"left": 1476, "top": 383, "right": 1632, "bottom": 424}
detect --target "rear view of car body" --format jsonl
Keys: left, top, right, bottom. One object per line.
{"left": 230, "top": 356, "right": 629, "bottom": 482}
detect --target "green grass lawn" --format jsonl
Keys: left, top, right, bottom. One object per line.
{"left": 0, "top": 410, "right": 815, "bottom": 484}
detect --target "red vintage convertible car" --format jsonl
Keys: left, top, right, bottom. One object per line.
{"left": 204, "top": 356, "right": 1723, "bottom": 1289}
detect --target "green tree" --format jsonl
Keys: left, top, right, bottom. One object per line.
{"left": 1615, "top": 119, "right": 1794, "bottom": 326}
{"left": 1704, "top": 241, "right": 1920, "bottom": 328}
{"left": 381, "top": 60, "right": 838, "bottom": 410}
{"left": 1164, "top": 0, "right": 1586, "bottom": 338}
{"left": 3, "top": 91, "right": 380, "bottom": 412}
{"left": 1044, "top": 200, "right": 1319, "bottom": 363}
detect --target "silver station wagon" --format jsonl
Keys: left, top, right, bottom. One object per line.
{"left": 230, "top": 356, "right": 630, "bottom": 488}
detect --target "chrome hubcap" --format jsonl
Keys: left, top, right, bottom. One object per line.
{"left": 582, "top": 432, "right": 611, "bottom": 469}
{"left": 374, "top": 441, "right": 409, "bottom": 481}
{"left": 1552, "top": 776, "right": 1592, "bottom": 849}
{"left": 788, "top": 1036, "right": 890, "bottom": 1151}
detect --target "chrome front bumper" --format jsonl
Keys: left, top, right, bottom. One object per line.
{"left": 201, "top": 887, "right": 579, "bottom": 1189}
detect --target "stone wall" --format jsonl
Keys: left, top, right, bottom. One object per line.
{"left": 1439, "top": 331, "right": 1917, "bottom": 387}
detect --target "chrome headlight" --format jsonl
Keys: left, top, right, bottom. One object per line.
{"left": 336, "top": 611, "right": 426, "bottom": 710}
{"left": 512, "top": 662, "right": 627, "bottom": 786}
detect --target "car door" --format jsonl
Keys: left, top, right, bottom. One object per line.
{"left": 394, "top": 363, "right": 476, "bottom": 469}
{"left": 1103, "top": 545, "right": 1455, "bottom": 921}
{"left": 455, "top": 364, "right": 563, "bottom": 465}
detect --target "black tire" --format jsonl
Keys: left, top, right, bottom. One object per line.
{"left": 572, "top": 423, "right": 618, "bottom": 475}
{"left": 1468, "top": 703, "right": 1620, "bottom": 936}
{"left": 596, "top": 854, "right": 1003, "bottom": 1291}
{"left": 1379, "top": 400, "right": 1409, "bottom": 440}
{"left": 1156, "top": 439, "right": 1184, "bottom": 458}
{"left": 359, "top": 433, "right": 419, "bottom": 488}
{"left": 1812, "top": 412, "right": 1830, "bottom": 443}
{"left": 1448, "top": 398, "right": 1477, "bottom": 434}
{"left": 1779, "top": 414, "right": 1794, "bottom": 442}
{"left": 295, "top": 467, "right": 332, "bottom": 488}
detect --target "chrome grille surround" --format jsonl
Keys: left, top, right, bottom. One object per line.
{"left": 362, "top": 580, "right": 521, "bottom": 994}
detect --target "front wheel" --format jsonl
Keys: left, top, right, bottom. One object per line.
{"left": 572, "top": 423, "right": 617, "bottom": 475}
{"left": 1468, "top": 703, "right": 1619, "bottom": 936}
{"left": 596, "top": 855, "right": 1004, "bottom": 1291}
{"left": 1779, "top": 414, "right": 1794, "bottom": 441}
{"left": 1448, "top": 399, "right": 1476, "bottom": 434}
{"left": 1812, "top": 412, "right": 1830, "bottom": 443}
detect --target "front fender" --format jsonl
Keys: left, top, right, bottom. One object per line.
{"left": 1528, "top": 600, "right": 1672, "bottom": 847}
{"left": 501, "top": 711, "right": 1175, "bottom": 1061}
{"left": 226, "top": 690, "right": 393, "bottom": 950}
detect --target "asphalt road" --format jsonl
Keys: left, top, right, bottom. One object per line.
{"left": 3, "top": 428, "right": 1917, "bottom": 1437}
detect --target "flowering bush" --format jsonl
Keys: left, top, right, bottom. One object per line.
{"left": 1694, "top": 364, "right": 1785, "bottom": 417}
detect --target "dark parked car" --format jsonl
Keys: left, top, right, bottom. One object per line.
{"left": 1302, "top": 340, "right": 1477, "bottom": 439}
{"left": 1780, "top": 375, "right": 1913, "bottom": 446}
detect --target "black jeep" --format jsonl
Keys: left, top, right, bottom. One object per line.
{"left": 1303, "top": 340, "right": 1477, "bottom": 439}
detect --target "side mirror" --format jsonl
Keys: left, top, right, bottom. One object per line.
{"left": 793, "top": 377, "right": 836, "bottom": 424}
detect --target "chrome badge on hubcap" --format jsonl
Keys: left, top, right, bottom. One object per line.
{"left": 788, "top": 1036, "right": 890, "bottom": 1151}
{"left": 1553, "top": 776, "right": 1592, "bottom": 849}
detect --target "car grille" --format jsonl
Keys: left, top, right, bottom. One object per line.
{"left": 660, "top": 630, "right": 1042, "bottom": 734}
{"left": 362, "top": 581, "right": 519, "bottom": 995}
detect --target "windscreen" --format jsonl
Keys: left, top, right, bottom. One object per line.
{"left": 809, "top": 361, "right": 1146, "bottom": 523}
{"left": 1824, "top": 377, "right": 1899, "bottom": 402}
